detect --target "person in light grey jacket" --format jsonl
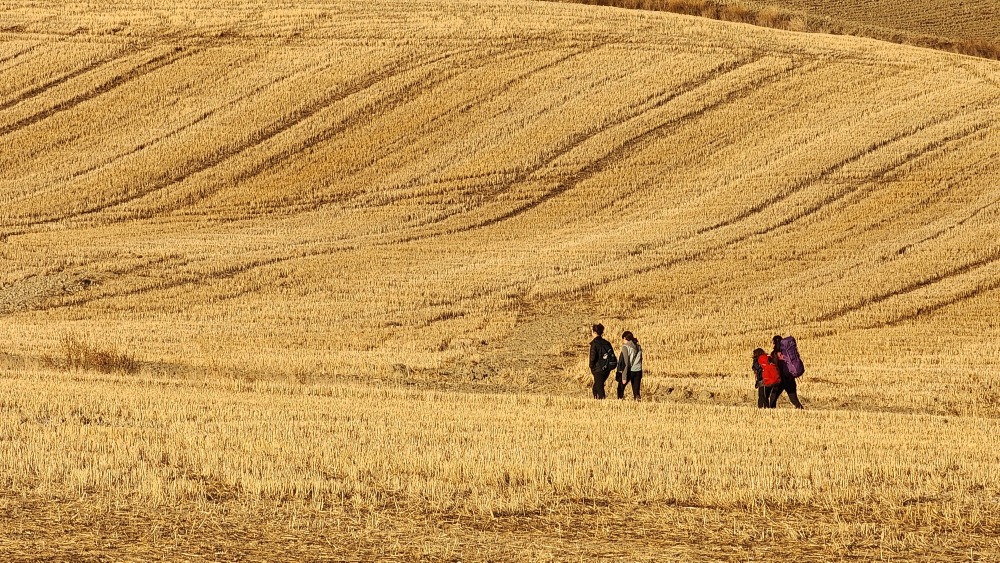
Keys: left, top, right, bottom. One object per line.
{"left": 616, "top": 331, "right": 643, "bottom": 400}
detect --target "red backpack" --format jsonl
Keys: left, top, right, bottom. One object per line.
{"left": 758, "top": 354, "right": 780, "bottom": 387}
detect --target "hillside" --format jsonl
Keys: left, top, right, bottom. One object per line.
{"left": 2, "top": 0, "right": 1000, "bottom": 558}
{"left": 3, "top": 0, "right": 1000, "bottom": 413}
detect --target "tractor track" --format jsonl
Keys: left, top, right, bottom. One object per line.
{"left": 2, "top": 46, "right": 481, "bottom": 228}
{"left": 0, "top": 45, "right": 190, "bottom": 138}
{"left": 392, "top": 54, "right": 786, "bottom": 242}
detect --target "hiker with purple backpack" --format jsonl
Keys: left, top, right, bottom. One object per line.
{"left": 768, "top": 334, "right": 804, "bottom": 409}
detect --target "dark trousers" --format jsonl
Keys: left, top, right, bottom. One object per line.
{"left": 768, "top": 378, "right": 803, "bottom": 409}
{"left": 592, "top": 370, "right": 611, "bottom": 399}
{"left": 757, "top": 385, "right": 774, "bottom": 408}
{"left": 616, "top": 371, "right": 642, "bottom": 400}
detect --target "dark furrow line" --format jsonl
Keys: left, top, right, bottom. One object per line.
{"left": 392, "top": 169, "right": 516, "bottom": 190}
{"left": 385, "top": 54, "right": 775, "bottom": 242}
{"left": 0, "top": 47, "right": 46, "bottom": 74}
{"left": 695, "top": 104, "right": 981, "bottom": 236}
{"left": 623, "top": 61, "right": 915, "bottom": 245}
{"left": 811, "top": 249, "right": 1000, "bottom": 323}
{"left": 0, "top": 45, "right": 190, "bottom": 138}
{"left": 28, "top": 58, "right": 989, "bottom": 316}
{"left": 0, "top": 253, "right": 186, "bottom": 316}
{"left": 788, "top": 133, "right": 996, "bottom": 264}
{"left": 0, "top": 30, "right": 121, "bottom": 75}
{"left": 56, "top": 61, "right": 317, "bottom": 186}
{"left": 7, "top": 255, "right": 196, "bottom": 316}
{"left": 27, "top": 249, "right": 328, "bottom": 315}
{"left": 622, "top": 238, "right": 1000, "bottom": 339}
{"left": 21, "top": 42, "right": 595, "bottom": 311}
{"left": 0, "top": 42, "right": 42, "bottom": 66}
{"left": 417, "top": 46, "right": 595, "bottom": 134}
{"left": 327, "top": 45, "right": 600, "bottom": 200}
{"left": 318, "top": 47, "right": 727, "bottom": 219}
{"left": 899, "top": 197, "right": 1000, "bottom": 255}
{"left": 5, "top": 47, "right": 476, "bottom": 228}
{"left": 447, "top": 57, "right": 794, "bottom": 235}
{"left": 894, "top": 150, "right": 1000, "bottom": 255}
{"left": 168, "top": 44, "right": 533, "bottom": 213}
{"left": 655, "top": 120, "right": 998, "bottom": 326}
{"left": 880, "top": 278, "right": 1000, "bottom": 328}
{"left": 333, "top": 49, "right": 657, "bottom": 216}
{"left": 707, "top": 121, "right": 998, "bottom": 334}
{"left": 0, "top": 43, "right": 138, "bottom": 113}
{"left": 4, "top": 58, "right": 796, "bottom": 312}
{"left": 728, "top": 117, "right": 1000, "bottom": 328}
{"left": 457, "top": 66, "right": 968, "bottom": 309}
{"left": 140, "top": 45, "right": 504, "bottom": 218}
{"left": 278, "top": 45, "right": 602, "bottom": 215}
{"left": 619, "top": 65, "right": 929, "bottom": 251}
{"left": 542, "top": 90, "right": 974, "bottom": 301}
{"left": 722, "top": 117, "right": 998, "bottom": 248}
{"left": 510, "top": 56, "right": 763, "bottom": 176}
{"left": 690, "top": 122, "right": 1000, "bottom": 339}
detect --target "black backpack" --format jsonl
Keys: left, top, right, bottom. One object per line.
{"left": 598, "top": 342, "right": 617, "bottom": 373}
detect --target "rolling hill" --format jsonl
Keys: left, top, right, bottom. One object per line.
{"left": 2, "top": 0, "right": 1000, "bottom": 559}
{"left": 2, "top": 0, "right": 999, "bottom": 413}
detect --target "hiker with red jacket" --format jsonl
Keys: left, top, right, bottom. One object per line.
{"left": 768, "top": 334, "right": 804, "bottom": 409}
{"left": 752, "top": 347, "right": 779, "bottom": 408}
{"left": 588, "top": 324, "right": 616, "bottom": 399}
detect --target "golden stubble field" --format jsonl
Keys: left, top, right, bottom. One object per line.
{"left": 1, "top": 0, "right": 1000, "bottom": 559}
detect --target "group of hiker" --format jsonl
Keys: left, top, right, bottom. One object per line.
{"left": 752, "top": 334, "right": 805, "bottom": 409}
{"left": 587, "top": 324, "right": 806, "bottom": 408}
{"left": 587, "top": 324, "right": 643, "bottom": 400}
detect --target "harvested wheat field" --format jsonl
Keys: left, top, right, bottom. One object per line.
{"left": 1, "top": 0, "right": 999, "bottom": 560}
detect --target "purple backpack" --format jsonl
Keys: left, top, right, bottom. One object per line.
{"left": 780, "top": 336, "right": 805, "bottom": 378}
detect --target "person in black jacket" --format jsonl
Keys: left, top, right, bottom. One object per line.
{"left": 588, "top": 324, "right": 615, "bottom": 399}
